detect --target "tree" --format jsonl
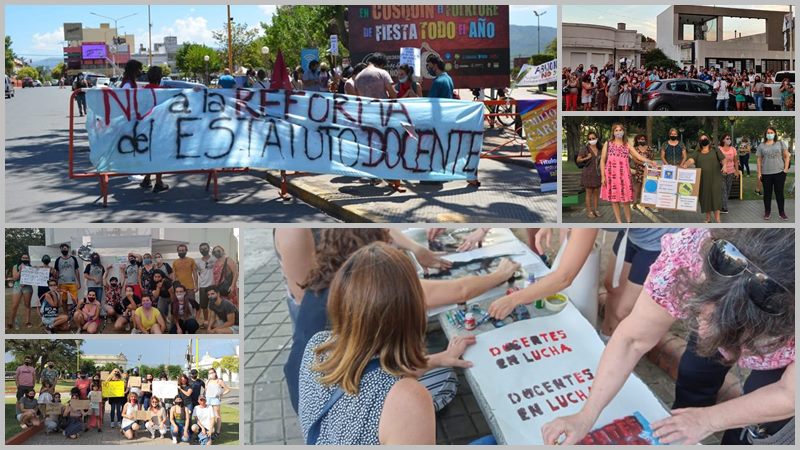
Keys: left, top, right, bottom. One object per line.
{"left": 16, "top": 66, "right": 39, "bottom": 81}
{"left": 5, "top": 228, "right": 44, "bottom": 275}
{"left": 6, "top": 339, "right": 82, "bottom": 380}
{"left": 96, "top": 362, "right": 122, "bottom": 374}
{"left": 176, "top": 43, "right": 222, "bottom": 81}
{"left": 544, "top": 37, "right": 557, "bottom": 57}
{"left": 643, "top": 48, "right": 680, "bottom": 71}
{"left": 212, "top": 21, "right": 262, "bottom": 71}
{"left": 52, "top": 62, "right": 66, "bottom": 80}
{"left": 79, "top": 359, "right": 97, "bottom": 375}
{"left": 5, "top": 35, "right": 16, "bottom": 75}
{"left": 160, "top": 63, "right": 172, "bottom": 77}
{"left": 212, "top": 355, "right": 239, "bottom": 381}
{"left": 261, "top": 6, "right": 346, "bottom": 69}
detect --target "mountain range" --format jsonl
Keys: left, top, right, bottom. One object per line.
{"left": 510, "top": 25, "right": 557, "bottom": 58}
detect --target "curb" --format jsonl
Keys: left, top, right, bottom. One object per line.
{"left": 6, "top": 424, "right": 44, "bottom": 445}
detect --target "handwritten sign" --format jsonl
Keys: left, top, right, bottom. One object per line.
{"left": 70, "top": 399, "right": 91, "bottom": 410}
{"left": 329, "top": 35, "right": 339, "bottom": 56}
{"left": 520, "top": 99, "right": 557, "bottom": 192}
{"left": 141, "top": 382, "right": 151, "bottom": 392}
{"left": 128, "top": 376, "right": 142, "bottom": 388}
{"left": 85, "top": 88, "right": 484, "bottom": 181}
{"left": 102, "top": 380, "right": 125, "bottom": 397}
{"left": 462, "top": 302, "right": 669, "bottom": 444}
{"left": 20, "top": 266, "right": 51, "bottom": 287}
{"left": 152, "top": 380, "right": 179, "bottom": 400}
{"left": 640, "top": 167, "right": 701, "bottom": 212}
{"left": 399, "top": 47, "right": 421, "bottom": 78}
{"left": 135, "top": 409, "right": 155, "bottom": 421}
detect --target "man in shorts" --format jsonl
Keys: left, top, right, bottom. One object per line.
{"left": 195, "top": 243, "right": 216, "bottom": 327}
{"left": 190, "top": 396, "right": 218, "bottom": 445}
{"left": 206, "top": 286, "right": 239, "bottom": 334}
{"left": 54, "top": 243, "right": 81, "bottom": 303}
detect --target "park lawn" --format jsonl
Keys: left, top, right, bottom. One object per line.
{"left": 5, "top": 397, "right": 22, "bottom": 441}
{"left": 4, "top": 380, "right": 74, "bottom": 393}
{"left": 217, "top": 404, "right": 239, "bottom": 445}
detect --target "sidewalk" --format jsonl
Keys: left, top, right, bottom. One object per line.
{"left": 260, "top": 129, "right": 557, "bottom": 223}
{"left": 564, "top": 200, "right": 796, "bottom": 224}
{"left": 242, "top": 229, "right": 720, "bottom": 444}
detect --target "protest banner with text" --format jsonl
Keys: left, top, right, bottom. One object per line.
{"left": 348, "top": 5, "right": 510, "bottom": 88}
{"left": 462, "top": 302, "right": 668, "bottom": 444}
{"left": 520, "top": 99, "right": 557, "bottom": 192}
{"left": 85, "top": 88, "right": 485, "bottom": 181}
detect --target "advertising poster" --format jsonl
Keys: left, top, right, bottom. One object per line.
{"left": 519, "top": 99, "right": 557, "bottom": 192}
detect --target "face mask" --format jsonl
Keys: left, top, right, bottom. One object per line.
{"left": 111, "top": 282, "right": 118, "bottom": 287}
{"left": 143, "top": 258, "right": 152, "bottom": 265}
{"left": 427, "top": 66, "right": 436, "bottom": 76}
{"left": 699, "top": 138, "right": 710, "bottom": 147}
{"left": 212, "top": 250, "right": 223, "bottom": 258}
{"left": 49, "top": 364, "right": 54, "bottom": 368}
{"left": 669, "top": 136, "right": 678, "bottom": 141}
{"left": 92, "top": 257, "right": 100, "bottom": 263}
{"left": 88, "top": 296, "right": 96, "bottom": 302}
{"left": 178, "top": 252, "right": 187, "bottom": 258}
{"left": 80, "top": 374, "right": 86, "bottom": 378}
{"left": 61, "top": 250, "right": 69, "bottom": 256}
{"left": 614, "top": 132, "right": 624, "bottom": 139}
{"left": 21, "top": 259, "right": 30, "bottom": 265}
{"left": 209, "top": 295, "right": 218, "bottom": 302}
{"left": 143, "top": 302, "right": 152, "bottom": 309}
{"left": 199, "top": 249, "right": 209, "bottom": 256}
{"left": 156, "top": 257, "right": 163, "bottom": 263}
{"left": 588, "top": 139, "right": 598, "bottom": 145}
{"left": 42, "top": 257, "right": 51, "bottom": 265}
{"left": 399, "top": 76, "right": 408, "bottom": 83}
{"left": 175, "top": 401, "right": 182, "bottom": 405}
{"left": 176, "top": 293, "right": 185, "bottom": 300}
{"left": 766, "top": 133, "right": 775, "bottom": 140}
{"left": 637, "top": 141, "right": 647, "bottom": 146}
{"left": 27, "top": 394, "right": 35, "bottom": 398}
{"left": 129, "top": 258, "right": 136, "bottom": 264}
{"left": 24, "top": 362, "right": 31, "bottom": 366}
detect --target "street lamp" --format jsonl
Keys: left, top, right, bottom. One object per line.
{"left": 89, "top": 12, "right": 138, "bottom": 77}
{"left": 533, "top": 9, "right": 547, "bottom": 55}
{"left": 679, "top": 127, "right": 685, "bottom": 144}
{"left": 728, "top": 116, "right": 737, "bottom": 142}
{"left": 261, "top": 46, "right": 270, "bottom": 72}
{"left": 204, "top": 54, "right": 210, "bottom": 85}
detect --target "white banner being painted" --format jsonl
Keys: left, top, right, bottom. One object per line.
{"left": 463, "top": 302, "right": 669, "bottom": 444}
{"left": 85, "top": 88, "right": 485, "bottom": 181}
{"left": 515, "top": 60, "right": 557, "bottom": 86}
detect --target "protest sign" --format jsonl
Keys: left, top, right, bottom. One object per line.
{"left": 300, "top": 48, "right": 319, "bottom": 73}
{"left": 102, "top": 380, "right": 125, "bottom": 397}
{"left": 20, "top": 266, "right": 52, "bottom": 287}
{"left": 43, "top": 403, "right": 63, "bottom": 415}
{"left": 152, "top": 380, "right": 179, "bottom": 400}
{"left": 640, "top": 165, "right": 701, "bottom": 212}
{"left": 515, "top": 60, "right": 558, "bottom": 86}
{"left": 141, "top": 382, "right": 151, "bottom": 392}
{"left": 348, "top": 5, "right": 510, "bottom": 88}
{"left": 399, "top": 47, "right": 422, "bottom": 78}
{"left": 519, "top": 99, "right": 557, "bottom": 192}
{"left": 462, "top": 302, "right": 669, "bottom": 444}
{"left": 135, "top": 409, "right": 155, "bottom": 421}
{"left": 85, "top": 88, "right": 484, "bottom": 181}
{"left": 70, "top": 399, "right": 91, "bottom": 410}
{"left": 128, "top": 376, "right": 142, "bottom": 387}
{"left": 329, "top": 35, "right": 339, "bottom": 56}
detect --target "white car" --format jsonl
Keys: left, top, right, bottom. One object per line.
{"left": 93, "top": 77, "right": 111, "bottom": 88}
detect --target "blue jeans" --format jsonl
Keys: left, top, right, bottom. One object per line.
{"left": 173, "top": 423, "right": 190, "bottom": 442}
{"left": 716, "top": 98, "right": 728, "bottom": 111}
{"left": 753, "top": 93, "right": 764, "bottom": 111}
{"left": 198, "top": 431, "right": 211, "bottom": 445}
{"left": 470, "top": 435, "right": 497, "bottom": 445}
{"left": 110, "top": 401, "right": 122, "bottom": 423}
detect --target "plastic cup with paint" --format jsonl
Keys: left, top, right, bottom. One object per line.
{"left": 544, "top": 293, "right": 568, "bottom": 312}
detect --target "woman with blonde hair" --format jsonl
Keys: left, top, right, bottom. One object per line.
{"left": 600, "top": 123, "right": 654, "bottom": 223}
{"left": 298, "top": 242, "right": 475, "bottom": 444}
{"left": 144, "top": 395, "right": 168, "bottom": 439}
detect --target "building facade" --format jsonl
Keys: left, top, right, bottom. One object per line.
{"left": 82, "top": 353, "right": 129, "bottom": 369}
{"left": 562, "top": 22, "right": 644, "bottom": 69}
{"left": 656, "top": 5, "right": 794, "bottom": 73}
{"left": 63, "top": 22, "right": 135, "bottom": 77}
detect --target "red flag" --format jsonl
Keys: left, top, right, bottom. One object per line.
{"left": 270, "top": 51, "right": 292, "bottom": 90}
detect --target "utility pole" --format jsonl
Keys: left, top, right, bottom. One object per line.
{"left": 90, "top": 12, "right": 137, "bottom": 77}
{"left": 534, "top": 9, "right": 548, "bottom": 54}
{"left": 227, "top": 5, "right": 233, "bottom": 71}
{"left": 147, "top": 5, "right": 152, "bottom": 66}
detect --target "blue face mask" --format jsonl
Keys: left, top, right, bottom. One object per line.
{"left": 143, "top": 258, "right": 152, "bottom": 265}
{"left": 766, "top": 133, "right": 775, "bottom": 140}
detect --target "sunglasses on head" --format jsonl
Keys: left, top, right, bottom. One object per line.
{"left": 707, "top": 239, "right": 791, "bottom": 315}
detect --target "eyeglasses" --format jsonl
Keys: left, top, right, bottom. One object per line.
{"left": 707, "top": 239, "right": 791, "bottom": 315}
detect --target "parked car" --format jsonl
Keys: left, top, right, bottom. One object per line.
{"left": 21, "top": 77, "right": 34, "bottom": 88}
{"left": 32, "top": 79, "right": 42, "bottom": 87}
{"left": 5, "top": 75, "right": 14, "bottom": 98}
{"left": 764, "top": 71, "right": 795, "bottom": 111}
{"left": 93, "top": 77, "right": 111, "bottom": 87}
{"left": 645, "top": 78, "right": 752, "bottom": 111}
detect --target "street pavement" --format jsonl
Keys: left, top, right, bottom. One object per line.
{"left": 564, "top": 199, "right": 796, "bottom": 224}
{"left": 241, "top": 229, "right": 722, "bottom": 444}
{"left": 4, "top": 87, "right": 552, "bottom": 223}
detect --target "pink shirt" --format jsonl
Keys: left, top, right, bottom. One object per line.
{"left": 16, "top": 365, "right": 36, "bottom": 386}
{"left": 719, "top": 146, "right": 737, "bottom": 174}
{"left": 644, "top": 228, "right": 795, "bottom": 370}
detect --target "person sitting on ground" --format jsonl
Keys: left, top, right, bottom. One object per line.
{"left": 191, "top": 395, "right": 218, "bottom": 445}
{"left": 206, "top": 286, "right": 239, "bottom": 334}
{"left": 170, "top": 284, "right": 199, "bottom": 334}
{"left": 62, "top": 392, "right": 86, "bottom": 439}
{"left": 73, "top": 290, "right": 102, "bottom": 334}
{"left": 115, "top": 285, "right": 141, "bottom": 332}
{"left": 169, "top": 394, "right": 191, "bottom": 443}
{"left": 298, "top": 242, "right": 475, "bottom": 444}
{"left": 16, "top": 388, "right": 41, "bottom": 430}
{"left": 132, "top": 294, "right": 165, "bottom": 334}
{"left": 120, "top": 392, "right": 141, "bottom": 440}
{"left": 39, "top": 381, "right": 55, "bottom": 404}
{"left": 145, "top": 395, "right": 168, "bottom": 439}
{"left": 102, "top": 272, "right": 123, "bottom": 322}
{"left": 40, "top": 280, "right": 70, "bottom": 332}
{"left": 43, "top": 392, "right": 64, "bottom": 434}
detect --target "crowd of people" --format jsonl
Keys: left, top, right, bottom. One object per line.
{"left": 7, "top": 242, "right": 239, "bottom": 335}
{"left": 14, "top": 362, "right": 231, "bottom": 444}
{"left": 265, "top": 227, "right": 794, "bottom": 445}
{"left": 563, "top": 63, "right": 795, "bottom": 111}
{"left": 574, "top": 125, "right": 792, "bottom": 223}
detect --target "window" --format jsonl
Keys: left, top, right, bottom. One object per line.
{"left": 690, "top": 81, "right": 712, "bottom": 94}
{"left": 667, "top": 81, "right": 689, "bottom": 92}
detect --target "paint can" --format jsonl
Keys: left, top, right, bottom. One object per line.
{"left": 464, "top": 312, "right": 477, "bottom": 331}
{"left": 534, "top": 298, "right": 545, "bottom": 309}
{"left": 544, "top": 293, "right": 569, "bottom": 312}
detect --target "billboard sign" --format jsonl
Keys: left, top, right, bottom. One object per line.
{"left": 64, "top": 22, "right": 83, "bottom": 41}
{"left": 348, "top": 5, "right": 510, "bottom": 89}
{"left": 82, "top": 43, "right": 107, "bottom": 60}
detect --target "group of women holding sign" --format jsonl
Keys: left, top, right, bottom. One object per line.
{"left": 270, "top": 227, "right": 794, "bottom": 445}
{"left": 577, "top": 125, "right": 792, "bottom": 223}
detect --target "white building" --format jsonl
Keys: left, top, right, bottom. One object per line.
{"left": 130, "top": 35, "right": 180, "bottom": 71}
{"left": 656, "top": 5, "right": 794, "bottom": 73}
{"left": 562, "top": 22, "right": 644, "bottom": 69}
{"left": 82, "top": 352, "right": 128, "bottom": 369}
{"left": 196, "top": 346, "right": 240, "bottom": 385}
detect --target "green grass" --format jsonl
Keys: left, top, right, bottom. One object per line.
{"left": 217, "top": 404, "right": 239, "bottom": 445}
{"left": 4, "top": 380, "right": 74, "bottom": 393}
{"left": 5, "top": 398, "right": 22, "bottom": 441}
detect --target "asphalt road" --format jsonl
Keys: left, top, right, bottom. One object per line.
{"left": 4, "top": 87, "right": 335, "bottom": 223}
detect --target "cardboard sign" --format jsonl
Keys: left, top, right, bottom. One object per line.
{"left": 20, "top": 266, "right": 52, "bottom": 287}
{"left": 135, "top": 409, "right": 155, "bottom": 421}
{"left": 141, "top": 382, "right": 152, "bottom": 392}
{"left": 152, "top": 380, "right": 179, "bottom": 400}
{"left": 41, "top": 403, "right": 64, "bottom": 415}
{"left": 640, "top": 166, "right": 701, "bottom": 212}
{"left": 128, "top": 376, "right": 142, "bottom": 388}
{"left": 70, "top": 399, "right": 91, "bottom": 410}
{"left": 100, "top": 371, "right": 111, "bottom": 380}
{"left": 85, "top": 88, "right": 485, "bottom": 182}
{"left": 399, "top": 47, "right": 421, "bottom": 78}
{"left": 102, "top": 380, "right": 125, "bottom": 397}
{"left": 462, "top": 302, "right": 669, "bottom": 444}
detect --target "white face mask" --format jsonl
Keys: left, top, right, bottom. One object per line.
{"left": 614, "top": 132, "right": 625, "bottom": 139}
{"left": 766, "top": 133, "right": 775, "bottom": 140}
{"left": 176, "top": 293, "right": 185, "bottom": 300}
{"left": 588, "top": 139, "right": 598, "bottom": 145}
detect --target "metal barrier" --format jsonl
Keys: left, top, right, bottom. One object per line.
{"left": 67, "top": 90, "right": 253, "bottom": 207}
{"left": 479, "top": 99, "right": 529, "bottom": 160}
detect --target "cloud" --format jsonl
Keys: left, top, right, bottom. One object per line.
{"left": 136, "top": 16, "right": 215, "bottom": 51}
{"left": 32, "top": 26, "right": 64, "bottom": 51}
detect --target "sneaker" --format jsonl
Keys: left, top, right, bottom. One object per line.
{"left": 172, "top": 436, "right": 178, "bottom": 444}
{"left": 150, "top": 431, "right": 156, "bottom": 439}
{"left": 764, "top": 214, "right": 771, "bottom": 221}
{"left": 780, "top": 213, "right": 788, "bottom": 221}
{"left": 98, "top": 428, "right": 102, "bottom": 433}
{"left": 111, "top": 421, "right": 117, "bottom": 429}
{"left": 755, "top": 190, "right": 763, "bottom": 196}
{"left": 139, "top": 179, "right": 152, "bottom": 189}
{"left": 152, "top": 183, "right": 170, "bottom": 193}
{"left": 721, "top": 208, "right": 728, "bottom": 214}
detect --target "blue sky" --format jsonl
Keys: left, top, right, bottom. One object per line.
{"left": 6, "top": 338, "right": 238, "bottom": 366}
{"left": 564, "top": 4, "right": 793, "bottom": 39}
{"left": 6, "top": 4, "right": 557, "bottom": 60}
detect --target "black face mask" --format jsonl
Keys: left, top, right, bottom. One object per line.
{"left": 92, "top": 257, "right": 100, "bottom": 263}
{"left": 699, "top": 138, "right": 710, "bottom": 147}
{"left": 178, "top": 252, "right": 187, "bottom": 258}
{"left": 637, "top": 141, "right": 647, "bottom": 146}
{"left": 21, "top": 259, "right": 30, "bottom": 265}
{"left": 24, "top": 362, "right": 31, "bottom": 366}
{"left": 200, "top": 249, "right": 209, "bottom": 256}
{"left": 669, "top": 136, "right": 678, "bottom": 140}
{"left": 129, "top": 258, "right": 136, "bottom": 264}
{"left": 61, "top": 250, "right": 69, "bottom": 256}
